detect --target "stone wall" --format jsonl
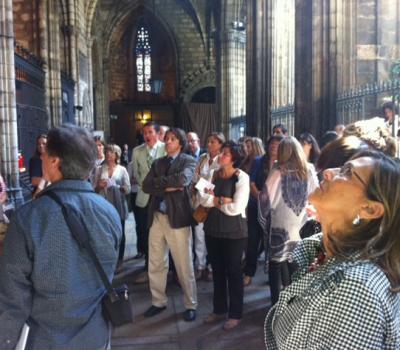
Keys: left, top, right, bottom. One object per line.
{"left": 12, "top": 0, "right": 39, "bottom": 55}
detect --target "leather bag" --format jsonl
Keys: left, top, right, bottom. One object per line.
{"left": 193, "top": 205, "right": 210, "bottom": 223}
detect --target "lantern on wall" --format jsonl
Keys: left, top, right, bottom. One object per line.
{"left": 135, "top": 109, "right": 152, "bottom": 124}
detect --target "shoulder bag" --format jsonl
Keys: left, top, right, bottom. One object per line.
{"left": 192, "top": 169, "right": 221, "bottom": 224}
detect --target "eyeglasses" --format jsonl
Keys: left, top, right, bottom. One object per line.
{"left": 338, "top": 163, "right": 368, "bottom": 188}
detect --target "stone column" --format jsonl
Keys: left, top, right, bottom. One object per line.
{"left": 0, "top": 0, "right": 23, "bottom": 205}
{"left": 42, "top": 0, "right": 62, "bottom": 126}
{"left": 86, "top": 37, "right": 95, "bottom": 129}
{"left": 246, "top": 0, "right": 270, "bottom": 140}
{"left": 336, "top": 0, "right": 357, "bottom": 91}
{"left": 97, "top": 57, "right": 111, "bottom": 138}
{"left": 294, "top": 0, "right": 337, "bottom": 138}
{"left": 216, "top": 0, "right": 247, "bottom": 138}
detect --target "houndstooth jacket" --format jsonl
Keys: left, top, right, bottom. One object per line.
{"left": 264, "top": 234, "right": 400, "bottom": 349}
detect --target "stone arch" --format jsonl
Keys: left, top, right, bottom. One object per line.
{"left": 107, "top": 6, "right": 179, "bottom": 102}
{"left": 104, "top": 3, "right": 179, "bottom": 64}
{"left": 181, "top": 67, "right": 216, "bottom": 102}
{"left": 86, "top": 0, "right": 100, "bottom": 39}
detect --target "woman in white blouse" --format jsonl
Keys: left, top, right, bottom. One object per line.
{"left": 192, "top": 132, "right": 225, "bottom": 280}
{"left": 94, "top": 144, "right": 131, "bottom": 264}
{"left": 199, "top": 141, "right": 250, "bottom": 330}
{"left": 258, "top": 136, "right": 318, "bottom": 305}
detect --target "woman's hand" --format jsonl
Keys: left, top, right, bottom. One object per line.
{"left": 213, "top": 196, "right": 233, "bottom": 207}
{"left": 204, "top": 188, "right": 215, "bottom": 196}
{"left": 96, "top": 179, "right": 107, "bottom": 192}
{"left": 223, "top": 197, "right": 233, "bottom": 204}
{"left": 99, "top": 179, "right": 107, "bottom": 188}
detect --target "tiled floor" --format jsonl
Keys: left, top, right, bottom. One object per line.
{"left": 112, "top": 213, "right": 270, "bottom": 350}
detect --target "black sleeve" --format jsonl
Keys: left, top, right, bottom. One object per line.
{"left": 29, "top": 157, "right": 42, "bottom": 179}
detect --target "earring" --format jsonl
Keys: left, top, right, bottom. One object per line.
{"left": 352, "top": 214, "right": 361, "bottom": 226}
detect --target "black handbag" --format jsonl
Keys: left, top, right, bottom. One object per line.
{"left": 44, "top": 190, "right": 133, "bottom": 327}
{"left": 299, "top": 219, "right": 322, "bottom": 239}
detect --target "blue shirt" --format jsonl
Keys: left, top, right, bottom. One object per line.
{"left": 0, "top": 180, "right": 122, "bottom": 349}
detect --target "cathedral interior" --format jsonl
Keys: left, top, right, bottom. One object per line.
{"left": 1, "top": 0, "right": 399, "bottom": 204}
{"left": 0, "top": 1, "right": 399, "bottom": 348}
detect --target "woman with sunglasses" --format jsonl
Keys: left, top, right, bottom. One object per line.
{"left": 265, "top": 150, "right": 400, "bottom": 349}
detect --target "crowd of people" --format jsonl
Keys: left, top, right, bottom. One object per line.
{"left": 0, "top": 105, "right": 399, "bottom": 348}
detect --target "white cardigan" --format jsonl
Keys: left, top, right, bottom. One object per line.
{"left": 94, "top": 164, "right": 131, "bottom": 220}
{"left": 198, "top": 169, "right": 250, "bottom": 218}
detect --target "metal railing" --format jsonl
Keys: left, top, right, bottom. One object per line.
{"left": 271, "top": 104, "right": 295, "bottom": 136}
{"left": 336, "top": 80, "right": 400, "bottom": 125}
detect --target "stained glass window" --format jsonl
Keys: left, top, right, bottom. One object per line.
{"left": 136, "top": 26, "right": 151, "bottom": 92}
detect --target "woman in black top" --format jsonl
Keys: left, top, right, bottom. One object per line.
{"left": 199, "top": 141, "right": 250, "bottom": 330}
{"left": 29, "top": 134, "right": 47, "bottom": 196}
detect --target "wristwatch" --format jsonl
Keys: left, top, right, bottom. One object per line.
{"left": 218, "top": 197, "right": 224, "bottom": 206}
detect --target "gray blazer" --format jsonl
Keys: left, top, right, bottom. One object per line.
{"left": 142, "top": 153, "right": 196, "bottom": 229}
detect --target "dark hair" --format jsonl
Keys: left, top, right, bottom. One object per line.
{"left": 382, "top": 101, "right": 398, "bottom": 114}
{"left": 257, "top": 135, "right": 284, "bottom": 186}
{"left": 165, "top": 128, "right": 187, "bottom": 151}
{"left": 37, "top": 134, "right": 47, "bottom": 142}
{"left": 316, "top": 135, "right": 369, "bottom": 172}
{"left": 319, "top": 131, "right": 339, "bottom": 149}
{"left": 221, "top": 140, "right": 245, "bottom": 168}
{"left": 93, "top": 135, "right": 105, "bottom": 146}
{"left": 326, "top": 150, "right": 400, "bottom": 291}
{"left": 143, "top": 121, "right": 160, "bottom": 133}
{"left": 298, "top": 132, "right": 321, "bottom": 165}
{"left": 272, "top": 123, "right": 288, "bottom": 135}
{"left": 46, "top": 124, "right": 97, "bottom": 180}
{"left": 267, "top": 134, "right": 284, "bottom": 148}
{"left": 35, "top": 134, "right": 47, "bottom": 156}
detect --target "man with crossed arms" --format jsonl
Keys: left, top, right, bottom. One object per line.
{"left": 142, "top": 128, "right": 197, "bottom": 322}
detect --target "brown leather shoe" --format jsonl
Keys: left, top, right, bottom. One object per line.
{"left": 203, "top": 313, "right": 226, "bottom": 324}
{"left": 223, "top": 318, "right": 241, "bottom": 330}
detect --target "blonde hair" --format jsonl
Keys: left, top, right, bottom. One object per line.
{"left": 252, "top": 137, "right": 266, "bottom": 157}
{"left": 278, "top": 136, "right": 308, "bottom": 180}
{"left": 105, "top": 144, "right": 121, "bottom": 164}
{"left": 245, "top": 137, "right": 265, "bottom": 157}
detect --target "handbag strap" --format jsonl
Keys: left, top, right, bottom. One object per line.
{"left": 43, "top": 190, "right": 119, "bottom": 301}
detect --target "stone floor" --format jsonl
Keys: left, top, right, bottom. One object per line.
{"left": 112, "top": 213, "right": 270, "bottom": 350}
